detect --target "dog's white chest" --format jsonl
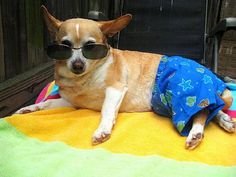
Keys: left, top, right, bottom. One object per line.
{"left": 91, "top": 55, "right": 114, "bottom": 86}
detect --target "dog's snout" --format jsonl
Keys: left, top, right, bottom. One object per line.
{"left": 71, "top": 60, "right": 85, "bottom": 74}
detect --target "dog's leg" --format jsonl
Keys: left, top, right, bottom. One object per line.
{"left": 214, "top": 89, "right": 236, "bottom": 132}
{"left": 215, "top": 110, "right": 235, "bottom": 133}
{"left": 185, "top": 110, "right": 208, "bottom": 150}
{"left": 221, "top": 89, "right": 233, "bottom": 111}
{"left": 15, "top": 98, "right": 73, "bottom": 114}
{"left": 92, "top": 86, "right": 128, "bottom": 145}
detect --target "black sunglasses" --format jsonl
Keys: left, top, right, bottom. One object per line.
{"left": 46, "top": 43, "right": 109, "bottom": 60}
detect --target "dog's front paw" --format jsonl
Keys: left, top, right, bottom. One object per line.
{"left": 92, "top": 132, "right": 110, "bottom": 145}
{"left": 92, "top": 127, "right": 112, "bottom": 145}
{"left": 15, "top": 105, "right": 41, "bottom": 114}
{"left": 185, "top": 125, "right": 204, "bottom": 150}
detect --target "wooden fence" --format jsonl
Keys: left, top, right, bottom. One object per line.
{"left": 0, "top": 0, "right": 120, "bottom": 117}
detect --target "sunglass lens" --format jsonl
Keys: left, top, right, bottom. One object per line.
{"left": 47, "top": 44, "right": 72, "bottom": 60}
{"left": 82, "top": 44, "right": 108, "bottom": 59}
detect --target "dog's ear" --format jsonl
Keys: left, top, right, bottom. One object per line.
{"left": 41, "top": 5, "right": 62, "bottom": 35}
{"left": 98, "top": 14, "right": 132, "bottom": 37}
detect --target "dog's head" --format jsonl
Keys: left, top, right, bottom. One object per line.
{"left": 41, "top": 6, "right": 132, "bottom": 75}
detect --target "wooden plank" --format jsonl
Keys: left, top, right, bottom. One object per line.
{"left": 18, "top": 0, "right": 28, "bottom": 72}
{"left": 72, "top": 0, "right": 83, "bottom": 18}
{"left": 1, "top": 0, "right": 21, "bottom": 79}
{"left": 0, "top": 61, "right": 53, "bottom": 98}
{"left": 25, "top": 0, "right": 44, "bottom": 69}
{"left": 0, "top": 76, "right": 54, "bottom": 117}
{"left": 45, "top": 0, "right": 86, "bottom": 20}
{"left": 0, "top": 62, "right": 54, "bottom": 117}
{"left": 0, "top": 2, "right": 5, "bottom": 82}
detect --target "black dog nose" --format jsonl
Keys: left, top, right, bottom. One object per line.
{"left": 71, "top": 60, "right": 85, "bottom": 74}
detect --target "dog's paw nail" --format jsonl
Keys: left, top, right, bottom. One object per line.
{"left": 185, "top": 142, "right": 191, "bottom": 148}
{"left": 92, "top": 139, "right": 99, "bottom": 145}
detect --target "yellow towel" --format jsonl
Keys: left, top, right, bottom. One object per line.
{"left": 6, "top": 108, "right": 236, "bottom": 166}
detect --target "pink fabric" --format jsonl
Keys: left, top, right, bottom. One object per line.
{"left": 35, "top": 83, "right": 51, "bottom": 104}
{"left": 35, "top": 82, "right": 60, "bottom": 104}
{"left": 224, "top": 110, "right": 236, "bottom": 119}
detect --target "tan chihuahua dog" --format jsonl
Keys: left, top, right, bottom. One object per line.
{"left": 16, "top": 6, "right": 235, "bottom": 149}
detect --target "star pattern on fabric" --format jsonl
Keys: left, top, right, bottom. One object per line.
{"left": 178, "top": 79, "right": 194, "bottom": 91}
{"left": 202, "top": 75, "right": 213, "bottom": 84}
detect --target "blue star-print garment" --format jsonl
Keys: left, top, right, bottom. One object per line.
{"left": 151, "top": 56, "right": 227, "bottom": 136}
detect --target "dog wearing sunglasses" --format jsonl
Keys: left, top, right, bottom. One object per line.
{"left": 16, "top": 6, "right": 235, "bottom": 149}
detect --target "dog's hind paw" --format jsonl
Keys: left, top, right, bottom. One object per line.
{"left": 216, "top": 112, "right": 236, "bottom": 133}
{"left": 185, "top": 124, "right": 204, "bottom": 150}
